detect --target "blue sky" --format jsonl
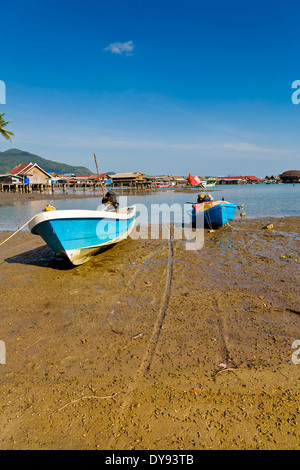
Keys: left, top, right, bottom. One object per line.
{"left": 1, "top": 0, "right": 300, "bottom": 176}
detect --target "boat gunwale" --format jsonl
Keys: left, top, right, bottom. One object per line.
{"left": 190, "top": 201, "right": 237, "bottom": 215}
{"left": 28, "top": 206, "right": 136, "bottom": 232}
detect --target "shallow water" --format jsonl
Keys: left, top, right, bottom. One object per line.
{"left": 0, "top": 183, "right": 299, "bottom": 232}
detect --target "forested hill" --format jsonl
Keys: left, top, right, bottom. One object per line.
{"left": 0, "top": 149, "right": 93, "bottom": 175}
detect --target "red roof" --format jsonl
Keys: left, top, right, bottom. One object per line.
{"left": 9, "top": 162, "right": 51, "bottom": 178}
{"left": 9, "top": 163, "right": 34, "bottom": 175}
{"left": 77, "top": 174, "right": 107, "bottom": 178}
{"left": 245, "top": 175, "right": 259, "bottom": 181}
{"left": 217, "top": 175, "right": 258, "bottom": 181}
{"left": 217, "top": 176, "right": 245, "bottom": 180}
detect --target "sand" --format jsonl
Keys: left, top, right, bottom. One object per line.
{"left": 0, "top": 212, "right": 299, "bottom": 450}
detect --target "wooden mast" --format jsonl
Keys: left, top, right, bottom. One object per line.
{"left": 94, "top": 153, "right": 106, "bottom": 198}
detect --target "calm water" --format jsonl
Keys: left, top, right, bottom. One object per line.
{"left": 0, "top": 184, "right": 299, "bottom": 232}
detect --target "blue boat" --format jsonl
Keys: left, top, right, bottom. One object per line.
{"left": 28, "top": 205, "right": 136, "bottom": 265}
{"left": 188, "top": 200, "right": 237, "bottom": 228}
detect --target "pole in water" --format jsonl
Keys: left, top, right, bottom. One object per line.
{"left": 94, "top": 153, "right": 106, "bottom": 199}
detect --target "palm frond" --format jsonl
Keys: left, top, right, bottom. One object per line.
{"left": 0, "top": 113, "right": 14, "bottom": 141}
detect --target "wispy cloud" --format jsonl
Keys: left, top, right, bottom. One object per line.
{"left": 218, "top": 142, "right": 273, "bottom": 153}
{"left": 104, "top": 40, "right": 134, "bottom": 55}
{"left": 13, "top": 130, "right": 292, "bottom": 157}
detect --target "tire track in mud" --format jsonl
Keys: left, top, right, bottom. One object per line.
{"left": 101, "top": 245, "right": 168, "bottom": 332}
{"left": 125, "top": 246, "right": 168, "bottom": 288}
{"left": 214, "top": 296, "right": 236, "bottom": 373}
{"left": 187, "top": 243, "right": 235, "bottom": 374}
{"left": 108, "top": 225, "right": 174, "bottom": 447}
{"left": 126, "top": 226, "right": 174, "bottom": 379}
{"left": 143, "top": 230, "right": 174, "bottom": 373}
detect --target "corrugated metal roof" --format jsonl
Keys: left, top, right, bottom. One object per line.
{"left": 0, "top": 174, "right": 23, "bottom": 178}
{"left": 110, "top": 172, "right": 143, "bottom": 178}
{"left": 9, "top": 163, "right": 34, "bottom": 175}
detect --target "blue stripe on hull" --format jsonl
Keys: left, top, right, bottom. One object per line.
{"left": 189, "top": 203, "right": 237, "bottom": 228}
{"left": 33, "top": 216, "right": 135, "bottom": 254}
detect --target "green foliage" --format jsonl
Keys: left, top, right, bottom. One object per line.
{"left": 0, "top": 149, "right": 93, "bottom": 176}
{"left": 0, "top": 114, "right": 14, "bottom": 142}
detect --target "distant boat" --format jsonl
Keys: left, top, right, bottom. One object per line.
{"left": 187, "top": 174, "right": 216, "bottom": 189}
{"left": 200, "top": 181, "right": 216, "bottom": 188}
{"left": 156, "top": 184, "right": 172, "bottom": 189}
{"left": 29, "top": 205, "right": 136, "bottom": 265}
{"left": 188, "top": 200, "right": 237, "bottom": 228}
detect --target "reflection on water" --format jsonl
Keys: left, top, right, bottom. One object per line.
{"left": 0, "top": 183, "right": 299, "bottom": 232}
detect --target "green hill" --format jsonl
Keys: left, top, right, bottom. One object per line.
{"left": 0, "top": 149, "right": 93, "bottom": 176}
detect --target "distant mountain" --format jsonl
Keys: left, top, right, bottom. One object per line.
{"left": 0, "top": 149, "right": 93, "bottom": 176}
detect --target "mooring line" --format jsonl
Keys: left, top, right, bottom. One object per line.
{"left": 0, "top": 216, "right": 36, "bottom": 248}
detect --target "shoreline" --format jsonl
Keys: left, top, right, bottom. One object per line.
{"left": 1, "top": 189, "right": 299, "bottom": 232}
{"left": 0, "top": 216, "right": 299, "bottom": 450}
{"left": 0, "top": 187, "right": 221, "bottom": 205}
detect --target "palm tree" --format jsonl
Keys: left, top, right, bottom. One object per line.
{"left": 0, "top": 113, "right": 14, "bottom": 142}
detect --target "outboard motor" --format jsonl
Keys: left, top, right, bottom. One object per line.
{"left": 197, "top": 193, "right": 207, "bottom": 203}
{"left": 197, "top": 193, "right": 214, "bottom": 204}
{"left": 102, "top": 191, "right": 119, "bottom": 209}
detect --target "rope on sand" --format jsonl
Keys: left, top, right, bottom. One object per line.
{"left": 49, "top": 393, "right": 118, "bottom": 417}
{"left": 0, "top": 216, "right": 36, "bottom": 248}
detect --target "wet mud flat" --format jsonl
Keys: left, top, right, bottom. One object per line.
{"left": 0, "top": 187, "right": 214, "bottom": 204}
{"left": 0, "top": 216, "right": 299, "bottom": 450}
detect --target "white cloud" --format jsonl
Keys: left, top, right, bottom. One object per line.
{"left": 14, "top": 131, "right": 291, "bottom": 158}
{"left": 104, "top": 40, "right": 134, "bottom": 55}
{"left": 218, "top": 142, "right": 273, "bottom": 153}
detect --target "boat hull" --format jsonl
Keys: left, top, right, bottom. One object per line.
{"left": 199, "top": 181, "right": 216, "bottom": 188}
{"left": 29, "top": 207, "right": 136, "bottom": 265}
{"left": 188, "top": 202, "right": 237, "bottom": 228}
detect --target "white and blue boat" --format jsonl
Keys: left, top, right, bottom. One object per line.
{"left": 28, "top": 205, "right": 136, "bottom": 265}
{"left": 199, "top": 181, "right": 216, "bottom": 188}
{"left": 188, "top": 200, "right": 237, "bottom": 228}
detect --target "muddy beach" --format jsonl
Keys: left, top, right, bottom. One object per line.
{"left": 0, "top": 189, "right": 116, "bottom": 205}
{"left": 0, "top": 216, "right": 299, "bottom": 450}
{"left": 0, "top": 186, "right": 217, "bottom": 206}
